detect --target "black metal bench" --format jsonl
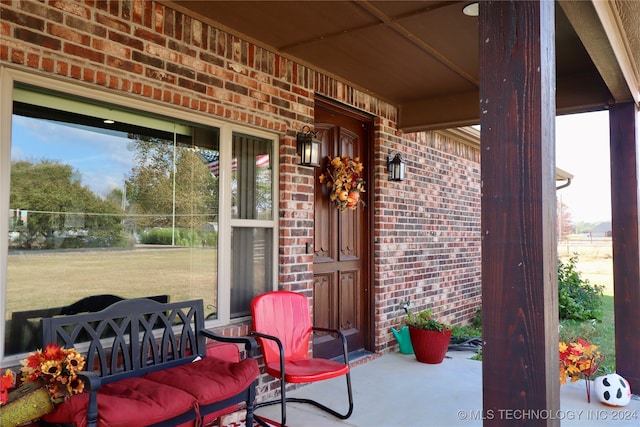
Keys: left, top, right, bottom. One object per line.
{"left": 41, "top": 298, "right": 259, "bottom": 427}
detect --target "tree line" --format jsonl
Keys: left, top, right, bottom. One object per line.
{"left": 9, "top": 136, "right": 218, "bottom": 250}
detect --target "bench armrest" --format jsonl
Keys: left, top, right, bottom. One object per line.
{"left": 77, "top": 371, "right": 101, "bottom": 427}
{"left": 200, "top": 328, "right": 258, "bottom": 358}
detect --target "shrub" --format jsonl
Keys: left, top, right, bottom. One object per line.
{"left": 140, "top": 228, "right": 174, "bottom": 245}
{"left": 139, "top": 228, "right": 218, "bottom": 247}
{"left": 558, "top": 254, "right": 604, "bottom": 321}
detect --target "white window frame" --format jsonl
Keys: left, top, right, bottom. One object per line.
{"left": 0, "top": 66, "right": 279, "bottom": 363}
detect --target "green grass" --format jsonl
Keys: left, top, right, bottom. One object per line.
{"left": 6, "top": 247, "right": 219, "bottom": 319}
{"left": 559, "top": 295, "right": 615, "bottom": 374}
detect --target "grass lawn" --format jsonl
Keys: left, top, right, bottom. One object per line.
{"left": 559, "top": 295, "right": 615, "bottom": 373}
{"left": 559, "top": 236, "right": 614, "bottom": 373}
{"left": 6, "top": 246, "right": 219, "bottom": 319}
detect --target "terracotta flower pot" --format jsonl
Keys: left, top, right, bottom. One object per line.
{"left": 408, "top": 325, "right": 452, "bottom": 364}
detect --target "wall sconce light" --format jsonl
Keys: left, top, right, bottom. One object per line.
{"left": 387, "top": 153, "right": 405, "bottom": 182}
{"left": 296, "top": 125, "right": 320, "bottom": 167}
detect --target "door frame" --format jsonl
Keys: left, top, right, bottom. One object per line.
{"left": 314, "top": 95, "right": 375, "bottom": 355}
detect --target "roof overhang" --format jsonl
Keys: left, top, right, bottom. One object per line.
{"left": 164, "top": 0, "right": 640, "bottom": 131}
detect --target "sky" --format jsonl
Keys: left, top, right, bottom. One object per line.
{"left": 12, "top": 116, "right": 135, "bottom": 198}
{"left": 555, "top": 111, "right": 612, "bottom": 224}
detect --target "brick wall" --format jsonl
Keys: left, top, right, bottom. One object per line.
{"left": 374, "top": 129, "right": 482, "bottom": 352}
{"left": 1, "top": 0, "right": 481, "bottom": 383}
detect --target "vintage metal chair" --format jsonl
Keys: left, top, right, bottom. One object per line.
{"left": 250, "top": 290, "right": 354, "bottom": 427}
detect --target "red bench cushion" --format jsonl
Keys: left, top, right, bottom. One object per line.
{"left": 42, "top": 356, "right": 259, "bottom": 427}
{"left": 43, "top": 377, "right": 197, "bottom": 427}
{"left": 144, "top": 356, "right": 259, "bottom": 405}
{"left": 206, "top": 341, "right": 241, "bottom": 362}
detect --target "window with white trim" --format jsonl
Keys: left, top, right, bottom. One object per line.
{"left": 1, "top": 75, "right": 278, "bottom": 358}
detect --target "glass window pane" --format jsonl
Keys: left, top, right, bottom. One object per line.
{"left": 231, "top": 133, "right": 273, "bottom": 220}
{"left": 6, "top": 89, "right": 220, "bottom": 355}
{"left": 230, "top": 227, "right": 273, "bottom": 318}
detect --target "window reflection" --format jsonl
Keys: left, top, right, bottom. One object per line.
{"left": 6, "top": 94, "right": 220, "bottom": 355}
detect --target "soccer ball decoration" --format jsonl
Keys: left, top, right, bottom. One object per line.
{"left": 594, "top": 373, "right": 632, "bottom": 407}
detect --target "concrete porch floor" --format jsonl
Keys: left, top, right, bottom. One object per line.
{"left": 254, "top": 350, "right": 640, "bottom": 426}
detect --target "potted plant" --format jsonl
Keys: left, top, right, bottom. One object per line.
{"left": 405, "top": 309, "right": 452, "bottom": 364}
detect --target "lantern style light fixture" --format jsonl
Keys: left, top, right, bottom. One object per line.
{"left": 387, "top": 153, "right": 406, "bottom": 182}
{"left": 296, "top": 125, "right": 320, "bottom": 167}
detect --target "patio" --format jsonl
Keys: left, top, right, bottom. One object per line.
{"left": 253, "top": 350, "right": 640, "bottom": 427}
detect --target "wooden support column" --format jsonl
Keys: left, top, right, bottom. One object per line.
{"left": 479, "top": 1, "right": 559, "bottom": 425}
{"left": 609, "top": 101, "right": 640, "bottom": 392}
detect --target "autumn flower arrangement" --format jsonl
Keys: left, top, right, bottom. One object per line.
{"left": 559, "top": 338, "right": 605, "bottom": 402}
{"left": 319, "top": 154, "right": 366, "bottom": 211}
{"left": 20, "top": 344, "right": 86, "bottom": 403}
{"left": 0, "top": 369, "right": 14, "bottom": 405}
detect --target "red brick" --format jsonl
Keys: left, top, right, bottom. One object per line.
{"left": 134, "top": 27, "right": 164, "bottom": 45}
{"left": 93, "top": 39, "right": 131, "bottom": 59}
{"left": 10, "top": 48, "right": 24, "bottom": 64}
{"left": 108, "top": 31, "right": 144, "bottom": 52}
{"left": 42, "top": 57, "right": 54, "bottom": 72}
{"left": 50, "top": 0, "right": 91, "bottom": 19}
{"left": 95, "top": 13, "right": 131, "bottom": 34}
{"left": 153, "top": 2, "right": 164, "bottom": 33}
{"left": 0, "top": 20, "right": 9, "bottom": 36}
{"left": 107, "top": 56, "right": 142, "bottom": 74}
{"left": 82, "top": 67, "right": 95, "bottom": 82}
{"left": 14, "top": 28, "right": 61, "bottom": 50}
{"left": 131, "top": 81, "right": 142, "bottom": 94}
{"left": 21, "top": 1, "right": 63, "bottom": 23}
{"left": 95, "top": 70, "right": 107, "bottom": 86}
{"left": 26, "top": 52, "right": 39, "bottom": 68}
{"left": 70, "top": 64, "right": 82, "bottom": 79}
{"left": 56, "top": 60, "right": 69, "bottom": 76}
{"left": 49, "top": 23, "right": 91, "bottom": 46}
{"left": 63, "top": 42, "right": 104, "bottom": 64}
{"left": 1, "top": 8, "right": 45, "bottom": 30}
{"left": 65, "top": 14, "right": 107, "bottom": 37}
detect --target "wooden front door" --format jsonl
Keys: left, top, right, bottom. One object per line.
{"left": 312, "top": 99, "right": 371, "bottom": 359}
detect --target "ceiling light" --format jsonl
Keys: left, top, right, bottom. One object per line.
{"left": 463, "top": 2, "right": 479, "bottom": 17}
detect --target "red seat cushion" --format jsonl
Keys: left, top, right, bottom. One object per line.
{"left": 205, "top": 342, "right": 241, "bottom": 363}
{"left": 43, "top": 377, "right": 197, "bottom": 427}
{"left": 43, "top": 356, "right": 258, "bottom": 427}
{"left": 144, "top": 357, "right": 259, "bottom": 405}
{"left": 266, "top": 358, "right": 349, "bottom": 383}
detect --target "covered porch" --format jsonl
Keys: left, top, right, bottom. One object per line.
{"left": 1, "top": 0, "right": 639, "bottom": 425}
{"left": 170, "top": 0, "right": 640, "bottom": 424}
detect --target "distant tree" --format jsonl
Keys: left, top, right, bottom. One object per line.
{"left": 9, "top": 160, "right": 123, "bottom": 249}
{"left": 124, "top": 136, "right": 217, "bottom": 235}
{"left": 557, "top": 199, "right": 573, "bottom": 240}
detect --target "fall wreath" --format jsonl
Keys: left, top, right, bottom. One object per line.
{"left": 319, "top": 155, "right": 366, "bottom": 211}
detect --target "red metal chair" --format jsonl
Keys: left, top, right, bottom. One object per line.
{"left": 250, "top": 290, "right": 353, "bottom": 427}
